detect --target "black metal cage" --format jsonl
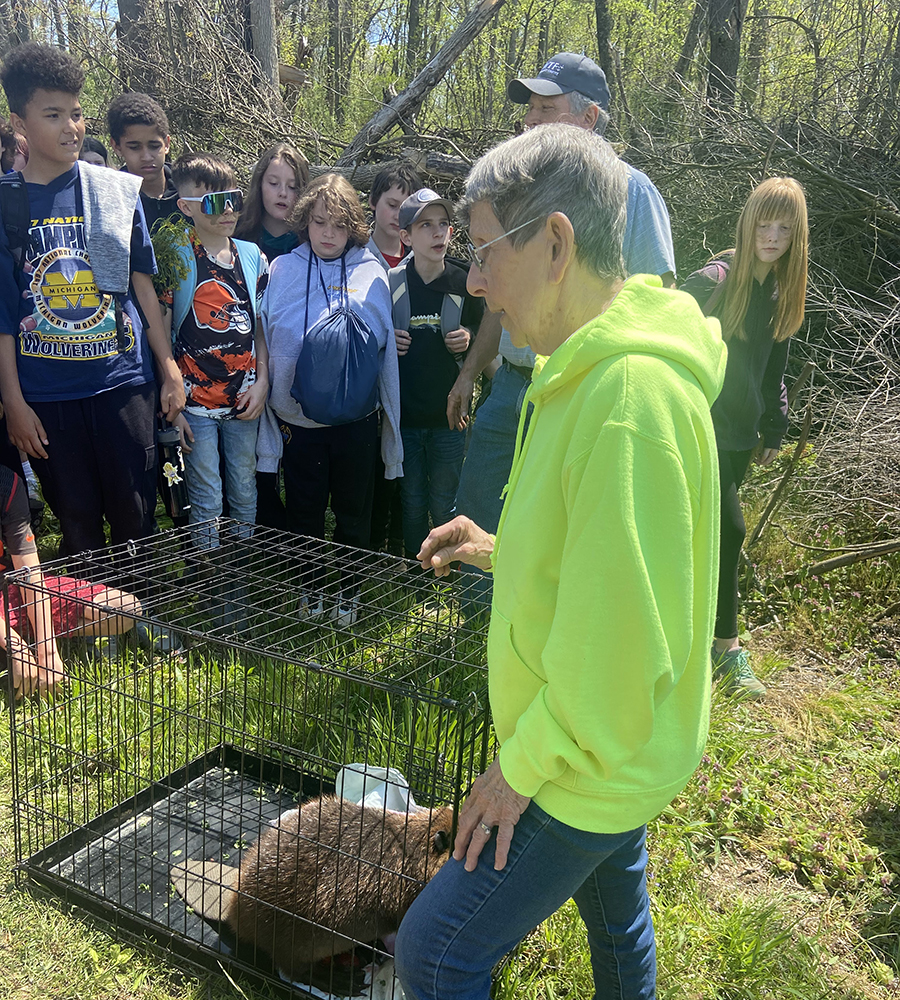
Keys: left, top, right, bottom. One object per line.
{"left": 6, "top": 520, "right": 493, "bottom": 997}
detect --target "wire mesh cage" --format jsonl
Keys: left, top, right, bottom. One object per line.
{"left": 6, "top": 520, "right": 493, "bottom": 998}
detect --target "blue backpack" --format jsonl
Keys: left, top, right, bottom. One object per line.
{"left": 290, "top": 251, "right": 381, "bottom": 425}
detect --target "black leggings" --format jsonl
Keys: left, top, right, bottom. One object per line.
{"left": 716, "top": 448, "right": 754, "bottom": 640}
{"left": 281, "top": 413, "right": 378, "bottom": 595}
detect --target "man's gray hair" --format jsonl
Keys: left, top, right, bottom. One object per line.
{"left": 458, "top": 124, "right": 627, "bottom": 282}
{"left": 567, "top": 90, "right": 610, "bottom": 134}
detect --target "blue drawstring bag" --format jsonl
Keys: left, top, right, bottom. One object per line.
{"left": 290, "top": 251, "right": 381, "bottom": 425}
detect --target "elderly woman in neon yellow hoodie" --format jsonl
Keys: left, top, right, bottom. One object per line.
{"left": 394, "top": 124, "right": 727, "bottom": 1000}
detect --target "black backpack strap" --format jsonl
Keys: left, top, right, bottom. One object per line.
{"left": 0, "top": 171, "right": 32, "bottom": 275}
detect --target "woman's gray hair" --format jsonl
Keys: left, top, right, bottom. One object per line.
{"left": 458, "top": 124, "right": 627, "bottom": 281}
{"left": 567, "top": 90, "right": 610, "bottom": 134}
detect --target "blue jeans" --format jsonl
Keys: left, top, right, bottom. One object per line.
{"left": 399, "top": 426, "right": 466, "bottom": 557}
{"left": 455, "top": 363, "right": 530, "bottom": 535}
{"left": 395, "top": 803, "right": 655, "bottom": 1000}
{"left": 183, "top": 410, "right": 258, "bottom": 549}
{"left": 454, "top": 363, "right": 530, "bottom": 610}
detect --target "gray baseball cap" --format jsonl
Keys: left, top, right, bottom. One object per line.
{"left": 398, "top": 188, "right": 454, "bottom": 231}
{"left": 508, "top": 52, "right": 610, "bottom": 110}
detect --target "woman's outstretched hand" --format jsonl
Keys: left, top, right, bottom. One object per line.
{"left": 416, "top": 516, "right": 494, "bottom": 577}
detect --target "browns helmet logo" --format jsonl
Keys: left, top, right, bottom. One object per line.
{"left": 192, "top": 279, "right": 251, "bottom": 334}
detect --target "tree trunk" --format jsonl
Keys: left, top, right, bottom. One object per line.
{"left": 485, "top": 27, "right": 497, "bottom": 120}
{"left": 669, "top": 0, "right": 706, "bottom": 89}
{"left": 327, "top": 0, "right": 344, "bottom": 120}
{"left": 68, "top": 0, "right": 83, "bottom": 54}
{"left": 248, "top": 0, "right": 281, "bottom": 106}
{"left": 50, "top": 0, "right": 67, "bottom": 48}
{"left": 336, "top": 0, "right": 507, "bottom": 168}
{"left": 0, "top": 0, "right": 14, "bottom": 50}
{"left": 537, "top": 16, "right": 551, "bottom": 67}
{"left": 117, "top": 0, "right": 158, "bottom": 94}
{"left": 882, "top": 20, "right": 900, "bottom": 140}
{"left": 707, "top": 0, "right": 744, "bottom": 108}
{"left": 10, "top": 0, "right": 31, "bottom": 46}
{"left": 407, "top": 0, "right": 422, "bottom": 74}
{"left": 741, "top": 0, "right": 768, "bottom": 110}
{"left": 594, "top": 0, "right": 614, "bottom": 100}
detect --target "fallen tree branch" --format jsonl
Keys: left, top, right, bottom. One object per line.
{"left": 308, "top": 159, "right": 405, "bottom": 188}
{"left": 307, "top": 148, "right": 472, "bottom": 188}
{"left": 402, "top": 147, "right": 472, "bottom": 178}
{"left": 771, "top": 522, "right": 887, "bottom": 553}
{"left": 787, "top": 360, "right": 816, "bottom": 407}
{"left": 335, "top": 0, "right": 506, "bottom": 168}
{"left": 873, "top": 598, "right": 900, "bottom": 622}
{"left": 793, "top": 537, "right": 900, "bottom": 577}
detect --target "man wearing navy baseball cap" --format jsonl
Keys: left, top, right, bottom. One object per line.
{"left": 506, "top": 52, "right": 674, "bottom": 282}
{"left": 507, "top": 51, "right": 612, "bottom": 113}
{"left": 448, "top": 51, "right": 677, "bottom": 611}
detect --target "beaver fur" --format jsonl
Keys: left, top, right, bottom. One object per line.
{"left": 225, "top": 795, "right": 453, "bottom": 981}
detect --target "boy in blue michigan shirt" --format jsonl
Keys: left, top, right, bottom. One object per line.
{"left": 0, "top": 44, "right": 185, "bottom": 556}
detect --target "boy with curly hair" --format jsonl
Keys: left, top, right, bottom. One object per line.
{"left": 0, "top": 43, "right": 185, "bottom": 555}
{"left": 107, "top": 92, "right": 183, "bottom": 232}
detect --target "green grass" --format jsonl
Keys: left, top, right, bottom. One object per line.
{"left": 4, "top": 453, "right": 900, "bottom": 998}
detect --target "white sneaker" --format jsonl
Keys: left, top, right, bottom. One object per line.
{"left": 329, "top": 596, "right": 359, "bottom": 627}
{"left": 298, "top": 592, "right": 324, "bottom": 619}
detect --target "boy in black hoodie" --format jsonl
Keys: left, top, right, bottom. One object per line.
{"left": 391, "top": 189, "right": 483, "bottom": 558}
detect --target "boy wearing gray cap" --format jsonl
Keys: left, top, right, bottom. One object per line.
{"left": 389, "top": 188, "right": 484, "bottom": 560}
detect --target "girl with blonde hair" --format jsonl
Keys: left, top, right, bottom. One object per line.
{"left": 682, "top": 176, "right": 809, "bottom": 699}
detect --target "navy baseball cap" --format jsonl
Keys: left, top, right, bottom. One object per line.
{"left": 508, "top": 52, "right": 610, "bottom": 110}
{"left": 398, "top": 188, "right": 454, "bottom": 231}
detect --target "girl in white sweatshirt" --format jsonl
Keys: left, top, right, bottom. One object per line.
{"left": 259, "top": 174, "right": 401, "bottom": 622}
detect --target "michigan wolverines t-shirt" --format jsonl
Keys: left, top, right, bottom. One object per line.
{"left": 0, "top": 165, "right": 156, "bottom": 402}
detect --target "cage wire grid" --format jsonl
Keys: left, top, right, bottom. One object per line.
{"left": 5, "top": 520, "right": 494, "bottom": 997}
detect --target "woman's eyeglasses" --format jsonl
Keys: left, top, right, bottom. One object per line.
{"left": 467, "top": 216, "right": 543, "bottom": 269}
{"left": 180, "top": 189, "right": 244, "bottom": 215}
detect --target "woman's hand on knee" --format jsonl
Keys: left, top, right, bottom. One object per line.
{"left": 455, "top": 759, "right": 531, "bottom": 872}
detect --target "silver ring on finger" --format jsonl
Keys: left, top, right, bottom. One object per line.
{"left": 479, "top": 821, "right": 492, "bottom": 836}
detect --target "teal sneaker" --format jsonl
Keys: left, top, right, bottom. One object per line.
{"left": 711, "top": 646, "right": 767, "bottom": 700}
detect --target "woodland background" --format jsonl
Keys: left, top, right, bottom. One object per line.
{"left": 2, "top": 0, "right": 898, "bottom": 430}
{"left": 3, "top": 3, "right": 900, "bottom": 998}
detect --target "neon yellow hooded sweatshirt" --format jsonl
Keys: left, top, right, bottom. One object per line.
{"left": 490, "top": 275, "right": 727, "bottom": 834}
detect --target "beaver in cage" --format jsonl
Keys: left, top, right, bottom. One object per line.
{"left": 224, "top": 795, "right": 454, "bottom": 981}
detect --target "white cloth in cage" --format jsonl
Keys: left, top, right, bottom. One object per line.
{"left": 335, "top": 763, "right": 426, "bottom": 815}
{"left": 281, "top": 957, "right": 407, "bottom": 1000}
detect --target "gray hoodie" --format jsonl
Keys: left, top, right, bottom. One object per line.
{"left": 258, "top": 241, "right": 403, "bottom": 478}
{"left": 366, "top": 234, "right": 393, "bottom": 271}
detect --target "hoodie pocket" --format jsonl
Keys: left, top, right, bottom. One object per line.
{"left": 488, "top": 607, "right": 583, "bottom": 794}
{"left": 488, "top": 606, "right": 545, "bottom": 684}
